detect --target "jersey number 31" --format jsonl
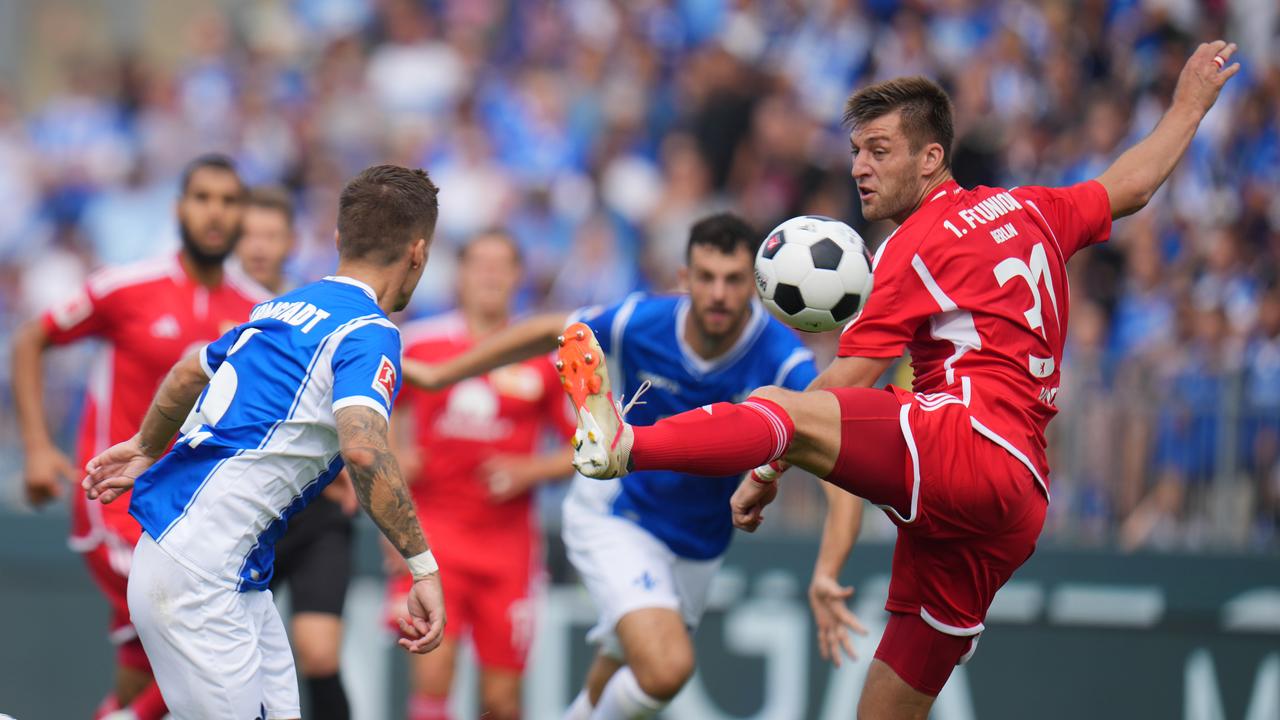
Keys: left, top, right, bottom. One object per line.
{"left": 994, "top": 243, "right": 1058, "bottom": 379}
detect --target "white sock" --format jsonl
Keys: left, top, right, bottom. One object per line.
{"left": 563, "top": 688, "right": 594, "bottom": 720}
{"left": 589, "top": 668, "right": 665, "bottom": 720}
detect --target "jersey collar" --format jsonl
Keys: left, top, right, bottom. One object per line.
{"left": 675, "top": 297, "right": 766, "bottom": 376}
{"left": 925, "top": 179, "right": 961, "bottom": 205}
{"left": 323, "top": 275, "right": 378, "bottom": 302}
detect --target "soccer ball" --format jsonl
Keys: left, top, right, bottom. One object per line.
{"left": 754, "top": 215, "right": 874, "bottom": 332}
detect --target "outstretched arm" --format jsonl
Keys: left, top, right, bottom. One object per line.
{"left": 1097, "top": 40, "right": 1239, "bottom": 219}
{"left": 804, "top": 355, "right": 885, "bottom": 665}
{"left": 482, "top": 446, "right": 575, "bottom": 503}
{"left": 731, "top": 354, "right": 889, "bottom": 663}
{"left": 12, "top": 320, "right": 77, "bottom": 506}
{"left": 335, "top": 404, "right": 445, "bottom": 654}
{"left": 403, "top": 312, "right": 570, "bottom": 390}
{"left": 83, "top": 350, "right": 211, "bottom": 503}
{"left": 811, "top": 481, "right": 868, "bottom": 665}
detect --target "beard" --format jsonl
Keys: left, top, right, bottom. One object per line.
{"left": 862, "top": 184, "right": 916, "bottom": 222}
{"left": 691, "top": 302, "right": 747, "bottom": 342}
{"left": 180, "top": 223, "right": 240, "bottom": 269}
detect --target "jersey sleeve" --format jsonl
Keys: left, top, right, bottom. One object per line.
{"left": 837, "top": 234, "right": 936, "bottom": 359}
{"left": 200, "top": 325, "right": 246, "bottom": 378}
{"left": 330, "top": 322, "right": 403, "bottom": 420}
{"left": 566, "top": 292, "right": 642, "bottom": 357}
{"left": 40, "top": 281, "right": 113, "bottom": 345}
{"left": 775, "top": 346, "right": 818, "bottom": 390}
{"left": 1010, "top": 181, "right": 1113, "bottom": 260}
{"left": 539, "top": 355, "right": 577, "bottom": 440}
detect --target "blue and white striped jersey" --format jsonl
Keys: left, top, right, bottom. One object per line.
{"left": 569, "top": 293, "right": 818, "bottom": 559}
{"left": 130, "top": 276, "right": 402, "bottom": 592}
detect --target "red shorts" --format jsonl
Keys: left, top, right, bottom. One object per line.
{"left": 824, "top": 386, "right": 1047, "bottom": 694}
{"left": 386, "top": 529, "right": 541, "bottom": 671}
{"left": 80, "top": 533, "right": 151, "bottom": 672}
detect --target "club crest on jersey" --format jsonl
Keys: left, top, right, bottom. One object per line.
{"left": 372, "top": 355, "right": 396, "bottom": 404}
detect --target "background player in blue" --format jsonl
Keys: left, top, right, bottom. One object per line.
{"left": 82, "top": 165, "right": 448, "bottom": 720}
{"left": 403, "top": 213, "right": 818, "bottom": 720}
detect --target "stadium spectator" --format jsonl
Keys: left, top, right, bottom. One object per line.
{"left": 1, "top": 0, "right": 1277, "bottom": 552}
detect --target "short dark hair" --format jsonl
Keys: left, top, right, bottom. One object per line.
{"left": 180, "top": 153, "right": 241, "bottom": 194}
{"left": 686, "top": 212, "right": 759, "bottom": 261}
{"left": 843, "top": 76, "right": 954, "bottom": 168}
{"left": 246, "top": 185, "right": 294, "bottom": 228}
{"left": 458, "top": 228, "right": 522, "bottom": 266}
{"left": 336, "top": 165, "right": 440, "bottom": 266}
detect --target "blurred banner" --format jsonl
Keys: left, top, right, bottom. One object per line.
{"left": 2, "top": 511, "right": 1277, "bottom": 719}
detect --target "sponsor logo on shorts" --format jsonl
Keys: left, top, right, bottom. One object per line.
{"left": 634, "top": 571, "right": 658, "bottom": 591}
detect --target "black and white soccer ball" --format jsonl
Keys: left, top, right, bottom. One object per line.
{"left": 754, "top": 215, "right": 874, "bottom": 333}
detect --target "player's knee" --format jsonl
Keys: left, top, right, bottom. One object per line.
{"left": 294, "top": 642, "right": 340, "bottom": 677}
{"left": 479, "top": 687, "right": 521, "bottom": 720}
{"left": 631, "top": 646, "right": 695, "bottom": 701}
{"left": 748, "top": 384, "right": 793, "bottom": 409}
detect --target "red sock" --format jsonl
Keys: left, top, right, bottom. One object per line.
{"left": 128, "top": 681, "right": 167, "bottom": 720}
{"left": 93, "top": 693, "right": 119, "bottom": 720}
{"left": 631, "top": 397, "right": 795, "bottom": 475}
{"left": 408, "top": 694, "right": 452, "bottom": 720}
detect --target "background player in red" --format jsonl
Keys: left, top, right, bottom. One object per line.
{"left": 10, "top": 153, "right": 266, "bottom": 720}
{"left": 558, "top": 41, "right": 1240, "bottom": 720}
{"left": 387, "top": 229, "right": 574, "bottom": 720}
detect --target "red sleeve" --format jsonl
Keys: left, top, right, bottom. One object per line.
{"left": 41, "top": 281, "right": 113, "bottom": 345}
{"left": 837, "top": 232, "right": 936, "bottom": 359}
{"left": 539, "top": 354, "right": 576, "bottom": 440}
{"left": 1010, "top": 181, "right": 1112, "bottom": 261}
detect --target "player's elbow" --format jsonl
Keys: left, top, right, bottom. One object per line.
{"left": 340, "top": 446, "right": 380, "bottom": 472}
{"left": 11, "top": 320, "right": 48, "bottom": 359}
{"left": 174, "top": 352, "right": 211, "bottom": 389}
{"left": 1121, "top": 186, "right": 1155, "bottom": 217}
{"left": 1100, "top": 175, "right": 1155, "bottom": 219}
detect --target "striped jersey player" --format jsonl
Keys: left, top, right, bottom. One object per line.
{"left": 82, "top": 165, "right": 449, "bottom": 720}
{"left": 13, "top": 154, "right": 265, "bottom": 720}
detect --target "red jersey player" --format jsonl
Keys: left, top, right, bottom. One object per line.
{"left": 556, "top": 42, "right": 1239, "bottom": 719}
{"left": 11, "top": 154, "right": 266, "bottom": 720}
{"left": 387, "top": 230, "right": 573, "bottom": 720}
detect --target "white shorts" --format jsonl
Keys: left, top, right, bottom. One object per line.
{"left": 129, "top": 534, "right": 300, "bottom": 720}
{"left": 562, "top": 478, "right": 722, "bottom": 658}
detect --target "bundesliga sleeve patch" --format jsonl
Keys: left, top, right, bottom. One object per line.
{"left": 372, "top": 355, "right": 397, "bottom": 405}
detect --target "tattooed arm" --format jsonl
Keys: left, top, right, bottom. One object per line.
{"left": 335, "top": 403, "right": 445, "bottom": 654}
{"left": 335, "top": 404, "right": 429, "bottom": 558}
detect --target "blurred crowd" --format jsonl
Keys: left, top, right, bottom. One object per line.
{"left": 1, "top": 0, "right": 1278, "bottom": 550}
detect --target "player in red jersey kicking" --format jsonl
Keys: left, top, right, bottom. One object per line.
{"left": 11, "top": 154, "right": 267, "bottom": 720}
{"left": 558, "top": 42, "right": 1239, "bottom": 719}
{"left": 387, "top": 230, "right": 574, "bottom": 720}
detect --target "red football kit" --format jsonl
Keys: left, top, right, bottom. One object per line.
{"left": 388, "top": 313, "right": 574, "bottom": 670}
{"left": 621, "top": 179, "right": 1111, "bottom": 694}
{"left": 41, "top": 254, "right": 264, "bottom": 656}
{"left": 829, "top": 179, "right": 1112, "bottom": 691}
